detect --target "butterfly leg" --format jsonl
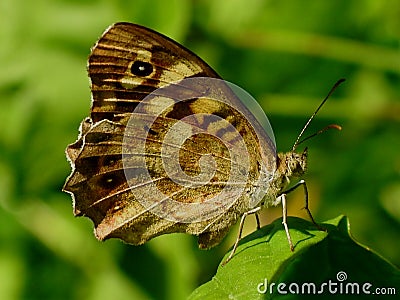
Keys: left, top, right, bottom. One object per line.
{"left": 222, "top": 206, "right": 261, "bottom": 266}
{"left": 255, "top": 213, "right": 261, "bottom": 230}
{"left": 281, "top": 179, "right": 325, "bottom": 231}
{"left": 280, "top": 193, "right": 294, "bottom": 251}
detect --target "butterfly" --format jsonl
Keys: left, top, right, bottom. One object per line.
{"left": 63, "top": 22, "right": 343, "bottom": 264}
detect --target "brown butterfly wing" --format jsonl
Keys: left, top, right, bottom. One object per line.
{"left": 63, "top": 23, "right": 275, "bottom": 248}
{"left": 88, "top": 22, "right": 220, "bottom": 123}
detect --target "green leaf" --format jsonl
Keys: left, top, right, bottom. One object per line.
{"left": 189, "top": 215, "right": 400, "bottom": 299}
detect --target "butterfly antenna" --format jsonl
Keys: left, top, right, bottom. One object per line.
{"left": 292, "top": 78, "right": 345, "bottom": 151}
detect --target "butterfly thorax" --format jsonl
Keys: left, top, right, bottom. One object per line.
{"left": 261, "top": 148, "right": 308, "bottom": 207}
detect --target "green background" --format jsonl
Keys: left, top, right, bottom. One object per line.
{"left": 0, "top": 0, "right": 399, "bottom": 299}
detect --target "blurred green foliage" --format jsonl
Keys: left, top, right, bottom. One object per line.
{"left": 0, "top": 0, "right": 398, "bottom": 299}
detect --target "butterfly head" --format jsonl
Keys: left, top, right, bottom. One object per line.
{"left": 277, "top": 147, "right": 308, "bottom": 179}
{"left": 259, "top": 147, "right": 308, "bottom": 206}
